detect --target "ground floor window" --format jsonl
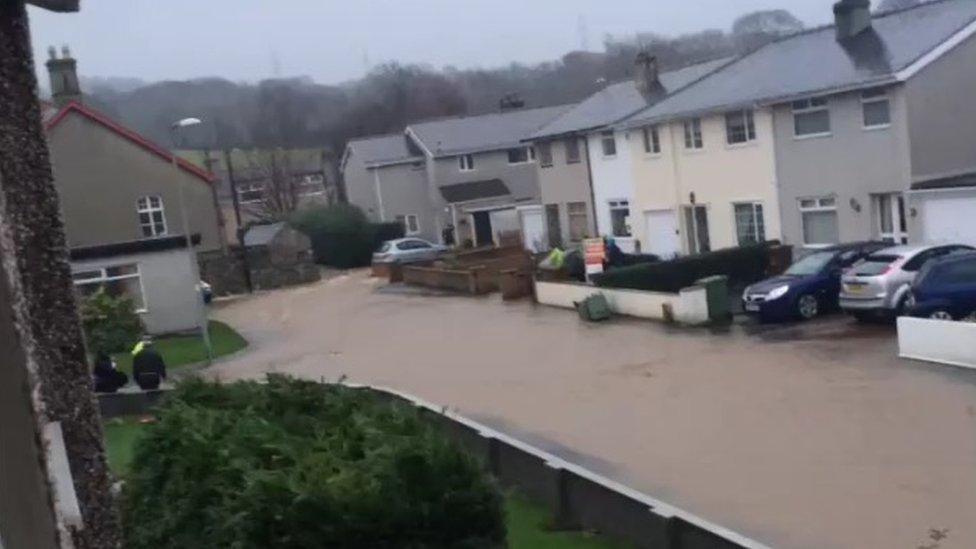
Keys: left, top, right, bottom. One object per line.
{"left": 545, "top": 204, "right": 562, "bottom": 248}
{"left": 608, "top": 200, "right": 631, "bottom": 237}
{"left": 568, "top": 202, "right": 589, "bottom": 242}
{"left": 72, "top": 263, "right": 146, "bottom": 312}
{"left": 396, "top": 214, "right": 420, "bottom": 235}
{"left": 734, "top": 202, "right": 766, "bottom": 245}
{"left": 799, "top": 196, "right": 839, "bottom": 246}
{"left": 683, "top": 205, "right": 710, "bottom": 254}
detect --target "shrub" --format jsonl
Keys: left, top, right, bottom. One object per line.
{"left": 291, "top": 204, "right": 404, "bottom": 268}
{"left": 121, "top": 376, "right": 505, "bottom": 549}
{"left": 593, "top": 242, "right": 774, "bottom": 293}
{"left": 79, "top": 288, "right": 144, "bottom": 356}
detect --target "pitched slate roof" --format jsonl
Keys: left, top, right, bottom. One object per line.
{"left": 439, "top": 179, "right": 510, "bottom": 203}
{"left": 407, "top": 105, "right": 572, "bottom": 158}
{"left": 346, "top": 133, "right": 422, "bottom": 168}
{"left": 45, "top": 101, "right": 216, "bottom": 183}
{"left": 528, "top": 58, "right": 732, "bottom": 139}
{"left": 622, "top": 0, "right": 976, "bottom": 127}
{"left": 912, "top": 171, "right": 976, "bottom": 190}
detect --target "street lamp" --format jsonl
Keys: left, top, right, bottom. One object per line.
{"left": 170, "top": 117, "right": 213, "bottom": 363}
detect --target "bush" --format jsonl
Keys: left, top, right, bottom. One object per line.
{"left": 79, "top": 289, "right": 144, "bottom": 356}
{"left": 593, "top": 242, "right": 774, "bottom": 293}
{"left": 121, "top": 376, "right": 505, "bottom": 549}
{"left": 290, "top": 204, "right": 404, "bottom": 268}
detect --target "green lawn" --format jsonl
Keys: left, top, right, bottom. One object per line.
{"left": 103, "top": 420, "right": 627, "bottom": 548}
{"left": 112, "top": 320, "right": 247, "bottom": 376}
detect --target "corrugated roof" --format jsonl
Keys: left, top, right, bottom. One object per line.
{"left": 623, "top": 0, "right": 976, "bottom": 127}
{"left": 244, "top": 222, "right": 286, "bottom": 247}
{"left": 439, "top": 179, "right": 510, "bottom": 203}
{"left": 529, "top": 58, "right": 732, "bottom": 139}
{"left": 408, "top": 105, "right": 572, "bottom": 158}
{"left": 347, "top": 133, "right": 421, "bottom": 167}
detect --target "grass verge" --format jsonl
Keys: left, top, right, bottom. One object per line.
{"left": 112, "top": 320, "right": 247, "bottom": 376}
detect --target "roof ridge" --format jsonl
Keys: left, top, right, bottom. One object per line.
{"left": 408, "top": 103, "right": 572, "bottom": 128}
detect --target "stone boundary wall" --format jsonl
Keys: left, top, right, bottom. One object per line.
{"left": 99, "top": 385, "right": 770, "bottom": 549}
{"left": 535, "top": 280, "right": 711, "bottom": 325}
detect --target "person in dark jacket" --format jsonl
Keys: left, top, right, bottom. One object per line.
{"left": 132, "top": 338, "right": 167, "bottom": 391}
{"left": 93, "top": 352, "right": 128, "bottom": 393}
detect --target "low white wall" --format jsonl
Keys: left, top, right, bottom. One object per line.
{"left": 898, "top": 317, "right": 976, "bottom": 370}
{"left": 535, "top": 280, "right": 710, "bottom": 325}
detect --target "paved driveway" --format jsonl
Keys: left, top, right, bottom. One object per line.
{"left": 209, "top": 271, "right": 976, "bottom": 549}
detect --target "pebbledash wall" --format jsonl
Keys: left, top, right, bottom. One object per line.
{"left": 534, "top": 280, "right": 711, "bottom": 325}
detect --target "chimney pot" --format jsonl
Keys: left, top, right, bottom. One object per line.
{"left": 46, "top": 43, "right": 81, "bottom": 106}
{"left": 834, "top": 0, "right": 872, "bottom": 41}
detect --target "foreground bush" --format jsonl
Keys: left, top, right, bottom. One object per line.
{"left": 79, "top": 288, "right": 145, "bottom": 356}
{"left": 291, "top": 203, "right": 403, "bottom": 268}
{"left": 593, "top": 242, "right": 775, "bottom": 293}
{"left": 121, "top": 376, "right": 505, "bottom": 549}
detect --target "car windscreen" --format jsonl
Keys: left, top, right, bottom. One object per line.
{"left": 785, "top": 251, "right": 835, "bottom": 276}
{"left": 851, "top": 255, "right": 900, "bottom": 276}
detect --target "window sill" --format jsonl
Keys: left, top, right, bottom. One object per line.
{"left": 724, "top": 140, "right": 759, "bottom": 151}
{"left": 682, "top": 148, "right": 706, "bottom": 155}
{"left": 601, "top": 155, "right": 617, "bottom": 160}
{"left": 862, "top": 124, "right": 891, "bottom": 132}
{"left": 642, "top": 153, "right": 663, "bottom": 160}
{"left": 793, "top": 132, "right": 833, "bottom": 141}
{"left": 566, "top": 159, "right": 582, "bottom": 165}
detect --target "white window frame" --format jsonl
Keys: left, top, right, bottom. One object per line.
{"left": 874, "top": 193, "right": 908, "bottom": 244}
{"left": 72, "top": 263, "right": 148, "bottom": 313}
{"left": 642, "top": 125, "right": 661, "bottom": 155}
{"left": 798, "top": 196, "right": 839, "bottom": 247}
{"left": 608, "top": 199, "right": 631, "bottom": 237}
{"left": 600, "top": 131, "right": 617, "bottom": 158}
{"left": 725, "top": 110, "right": 756, "bottom": 145}
{"left": 861, "top": 88, "right": 891, "bottom": 130}
{"left": 136, "top": 195, "right": 168, "bottom": 238}
{"left": 732, "top": 201, "right": 766, "bottom": 245}
{"left": 507, "top": 146, "right": 534, "bottom": 165}
{"left": 792, "top": 96, "right": 831, "bottom": 139}
{"left": 458, "top": 154, "right": 475, "bottom": 172}
{"left": 396, "top": 214, "right": 421, "bottom": 235}
{"left": 683, "top": 118, "right": 703, "bottom": 150}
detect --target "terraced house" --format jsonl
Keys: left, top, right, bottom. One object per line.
{"left": 618, "top": 0, "right": 976, "bottom": 255}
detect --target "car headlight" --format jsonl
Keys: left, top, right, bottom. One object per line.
{"left": 766, "top": 285, "right": 790, "bottom": 301}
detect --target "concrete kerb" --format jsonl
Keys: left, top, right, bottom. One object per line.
{"left": 98, "top": 381, "right": 771, "bottom": 549}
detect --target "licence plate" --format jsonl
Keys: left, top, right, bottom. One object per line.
{"left": 844, "top": 284, "right": 865, "bottom": 294}
{"left": 745, "top": 303, "right": 760, "bottom": 312}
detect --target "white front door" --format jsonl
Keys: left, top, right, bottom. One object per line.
{"left": 875, "top": 193, "right": 908, "bottom": 244}
{"left": 643, "top": 209, "right": 681, "bottom": 258}
{"left": 518, "top": 206, "right": 547, "bottom": 252}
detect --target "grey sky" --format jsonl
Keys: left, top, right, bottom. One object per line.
{"left": 28, "top": 0, "right": 834, "bottom": 85}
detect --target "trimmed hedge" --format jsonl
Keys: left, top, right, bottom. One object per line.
{"left": 121, "top": 376, "right": 505, "bottom": 548}
{"left": 291, "top": 203, "right": 403, "bottom": 268}
{"left": 593, "top": 243, "right": 774, "bottom": 293}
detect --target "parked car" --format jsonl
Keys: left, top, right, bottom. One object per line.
{"left": 372, "top": 238, "right": 449, "bottom": 265}
{"left": 840, "top": 244, "right": 974, "bottom": 321}
{"left": 742, "top": 242, "right": 885, "bottom": 321}
{"left": 908, "top": 252, "right": 976, "bottom": 321}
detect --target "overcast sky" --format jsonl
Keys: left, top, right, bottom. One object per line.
{"left": 28, "top": 0, "right": 833, "bottom": 85}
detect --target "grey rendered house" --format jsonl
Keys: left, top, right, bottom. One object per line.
{"left": 42, "top": 50, "right": 222, "bottom": 334}
{"left": 343, "top": 105, "right": 570, "bottom": 248}
{"left": 618, "top": 0, "right": 976, "bottom": 251}
{"left": 524, "top": 57, "right": 730, "bottom": 251}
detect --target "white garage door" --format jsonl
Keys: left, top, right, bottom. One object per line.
{"left": 643, "top": 209, "right": 681, "bottom": 258}
{"left": 919, "top": 190, "right": 976, "bottom": 247}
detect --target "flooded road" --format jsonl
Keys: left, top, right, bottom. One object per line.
{"left": 209, "top": 271, "right": 976, "bottom": 549}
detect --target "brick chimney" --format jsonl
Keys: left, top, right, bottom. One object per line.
{"left": 634, "top": 51, "right": 664, "bottom": 99}
{"left": 45, "top": 44, "right": 81, "bottom": 106}
{"left": 834, "top": 0, "right": 872, "bottom": 41}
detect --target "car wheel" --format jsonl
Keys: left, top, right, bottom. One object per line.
{"left": 796, "top": 294, "right": 819, "bottom": 320}
{"left": 929, "top": 310, "right": 954, "bottom": 321}
{"left": 902, "top": 292, "right": 916, "bottom": 312}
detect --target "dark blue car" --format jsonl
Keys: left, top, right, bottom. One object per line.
{"left": 908, "top": 252, "right": 976, "bottom": 321}
{"left": 742, "top": 242, "right": 886, "bottom": 322}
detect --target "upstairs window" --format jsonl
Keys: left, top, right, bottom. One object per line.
{"left": 565, "top": 137, "right": 581, "bottom": 164}
{"left": 458, "top": 154, "right": 475, "bottom": 172}
{"left": 507, "top": 147, "right": 533, "bottom": 164}
{"left": 537, "top": 142, "right": 553, "bottom": 168}
{"left": 642, "top": 126, "right": 661, "bottom": 154}
{"left": 600, "top": 131, "right": 617, "bottom": 157}
{"left": 725, "top": 110, "right": 756, "bottom": 145}
{"left": 683, "top": 118, "right": 703, "bottom": 149}
{"left": 792, "top": 96, "right": 831, "bottom": 137}
{"left": 861, "top": 88, "right": 891, "bottom": 129}
{"left": 136, "top": 195, "right": 167, "bottom": 238}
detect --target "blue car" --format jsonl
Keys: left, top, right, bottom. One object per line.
{"left": 908, "top": 251, "right": 976, "bottom": 321}
{"left": 742, "top": 242, "right": 886, "bottom": 322}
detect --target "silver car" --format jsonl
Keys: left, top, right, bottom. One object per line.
{"left": 372, "top": 238, "right": 448, "bottom": 265}
{"left": 840, "top": 243, "right": 973, "bottom": 320}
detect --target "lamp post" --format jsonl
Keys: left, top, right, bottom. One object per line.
{"left": 170, "top": 117, "right": 213, "bottom": 362}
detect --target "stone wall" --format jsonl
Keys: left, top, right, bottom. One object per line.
{"left": 199, "top": 248, "right": 321, "bottom": 296}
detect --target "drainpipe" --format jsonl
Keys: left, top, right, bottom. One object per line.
{"left": 582, "top": 135, "right": 599, "bottom": 240}
{"left": 372, "top": 168, "right": 386, "bottom": 222}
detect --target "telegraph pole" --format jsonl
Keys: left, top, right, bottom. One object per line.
{"left": 224, "top": 149, "right": 253, "bottom": 293}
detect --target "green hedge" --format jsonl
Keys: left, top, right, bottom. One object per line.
{"left": 290, "top": 204, "right": 404, "bottom": 268}
{"left": 593, "top": 243, "right": 774, "bottom": 293}
{"left": 79, "top": 289, "right": 145, "bottom": 356}
{"left": 121, "top": 376, "right": 505, "bottom": 548}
